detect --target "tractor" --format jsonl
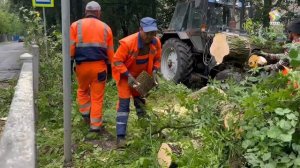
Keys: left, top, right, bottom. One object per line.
{"left": 160, "top": 0, "right": 252, "bottom": 86}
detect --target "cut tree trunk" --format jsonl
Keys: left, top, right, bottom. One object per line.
{"left": 157, "top": 143, "right": 182, "bottom": 168}
{"left": 210, "top": 33, "right": 251, "bottom": 65}
{"left": 225, "top": 33, "right": 251, "bottom": 62}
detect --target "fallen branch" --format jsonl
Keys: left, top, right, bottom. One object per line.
{"left": 151, "top": 124, "right": 198, "bottom": 135}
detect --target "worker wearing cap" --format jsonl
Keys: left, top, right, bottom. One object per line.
{"left": 70, "top": 1, "right": 114, "bottom": 133}
{"left": 254, "top": 18, "right": 300, "bottom": 72}
{"left": 112, "top": 17, "right": 162, "bottom": 147}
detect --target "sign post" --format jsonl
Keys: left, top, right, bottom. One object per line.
{"left": 42, "top": 7, "right": 48, "bottom": 57}
{"left": 61, "top": 0, "right": 72, "bottom": 165}
{"left": 32, "top": 0, "right": 54, "bottom": 57}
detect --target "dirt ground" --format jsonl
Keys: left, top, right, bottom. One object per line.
{"left": 0, "top": 82, "right": 10, "bottom": 88}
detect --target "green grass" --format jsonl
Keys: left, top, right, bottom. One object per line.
{"left": 37, "top": 70, "right": 191, "bottom": 167}
{"left": 0, "top": 79, "right": 16, "bottom": 135}
{"left": 0, "top": 79, "right": 16, "bottom": 118}
{"left": 35, "top": 47, "right": 244, "bottom": 167}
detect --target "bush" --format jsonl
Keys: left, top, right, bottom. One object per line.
{"left": 0, "top": 9, "right": 24, "bottom": 35}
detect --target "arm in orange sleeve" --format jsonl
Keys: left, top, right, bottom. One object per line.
{"left": 106, "top": 26, "right": 114, "bottom": 63}
{"left": 70, "top": 22, "right": 77, "bottom": 59}
{"left": 153, "top": 38, "right": 162, "bottom": 71}
{"left": 112, "top": 41, "right": 130, "bottom": 76}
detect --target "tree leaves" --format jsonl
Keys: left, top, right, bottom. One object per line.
{"left": 278, "top": 119, "right": 292, "bottom": 130}
{"left": 279, "top": 133, "right": 292, "bottom": 142}
{"left": 288, "top": 43, "right": 300, "bottom": 68}
{"left": 262, "top": 152, "right": 271, "bottom": 161}
{"left": 286, "top": 113, "right": 297, "bottom": 120}
{"left": 274, "top": 108, "right": 291, "bottom": 116}
{"left": 294, "top": 157, "right": 300, "bottom": 166}
{"left": 0, "top": 9, "right": 23, "bottom": 34}
{"left": 267, "top": 127, "right": 281, "bottom": 138}
{"left": 242, "top": 105, "right": 299, "bottom": 167}
{"left": 242, "top": 140, "right": 254, "bottom": 149}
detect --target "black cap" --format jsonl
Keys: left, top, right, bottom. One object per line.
{"left": 287, "top": 18, "right": 300, "bottom": 34}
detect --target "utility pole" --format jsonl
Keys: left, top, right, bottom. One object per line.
{"left": 61, "top": 0, "right": 72, "bottom": 165}
{"left": 43, "top": 7, "right": 48, "bottom": 57}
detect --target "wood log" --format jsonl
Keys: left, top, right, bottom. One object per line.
{"left": 157, "top": 143, "right": 182, "bottom": 168}
{"left": 210, "top": 33, "right": 251, "bottom": 65}
{"left": 210, "top": 33, "right": 230, "bottom": 64}
{"left": 220, "top": 102, "right": 244, "bottom": 139}
{"left": 129, "top": 71, "right": 156, "bottom": 97}
{"left": 188, "top": 86, "right": 227, "bottom": 100}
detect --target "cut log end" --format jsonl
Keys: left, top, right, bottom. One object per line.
{"left": 210, "top": 32, "right": 251, "bottom": 65}
{"left": 157, "top": 143, "right": 182, "bottom": 168}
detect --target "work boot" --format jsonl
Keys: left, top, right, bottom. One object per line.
{"left": 137, "top": 111, "right": 146, "bottom": 119}
{"left": 134, "top": 97, "right": 147, "bottom": 119}
{"left": 89, "top": 126, "right": 104, "bottom": 133}
{"left": 137, "top": 110, "right": 151, "bottom": 121}
{"left": 89, "top": 127, "right": 113, "bottom": 139}
{"left": 116, "top": 136, "right": 127, "bottom": 149}
{"left": 86, "top": 127, "right": 114, "bottom": 142}
{"left": 82, "top": 116, "right": 90, "bottom": 125}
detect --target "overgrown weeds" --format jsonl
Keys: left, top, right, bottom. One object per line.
{"left": 0, "top": 79, "right": 16, "bottom": 118}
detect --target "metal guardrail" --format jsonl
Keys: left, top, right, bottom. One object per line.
{"left": 0, "top": 45, "right": 39, "bottom": 168}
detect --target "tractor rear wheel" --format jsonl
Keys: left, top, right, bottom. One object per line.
{"left": 161, "top": 38, "right": 193, "bottom": 83}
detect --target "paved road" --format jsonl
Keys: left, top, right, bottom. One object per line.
{"left": 0, "top": 42, "right": 26, "bottom": 81}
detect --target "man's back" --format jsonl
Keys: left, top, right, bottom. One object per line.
{"left": 72, "top": 18, "right": 109, "bottom": 44}
{"left": 70, "top": 17, "right": 114, "bottom": 63}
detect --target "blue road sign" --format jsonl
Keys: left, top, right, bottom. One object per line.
{"left": 32, "top": 0, "right": 54, "bottom": 7}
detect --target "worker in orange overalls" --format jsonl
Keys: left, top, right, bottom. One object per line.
{"left": 112, "top": 17, "right": 161, "bottom": 147}
{"left": 70, "top": 1, "right": 114, "bottom": 133}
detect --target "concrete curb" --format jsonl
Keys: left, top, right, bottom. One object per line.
{"left": 0, "top": 53, "right": 36, "bottom": 168}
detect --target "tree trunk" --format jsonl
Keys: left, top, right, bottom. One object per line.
{"left": 226, "top": 34, "right": 251, "bottom": 62}
{"left": 263, "top": 0, "right": 272, "bottom": 27}
{"left": 229, "top": 0, "right": 237, "bottom": 29}
{"left": 121, "top": 23, "right": 129, "bottom": 37}
{"left": 152, "top": 0, "right": 156, "bottom": 18}
{"left": 210, "top": 33, "right": 250, "bottom": 65}
{"left": 240, "top": 0, "right": 245, "bottom": 30}
{"left": 121, "top": 0, "right": 129, "bottom": 37}
{"left": 71, "top": 0, "right": 83, "bottom": 22}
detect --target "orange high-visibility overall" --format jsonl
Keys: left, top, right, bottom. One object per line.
{"left": 70, "top": 16, "right": 114, "bottom": 131}
{"left": 112, "top": 32, "right": 161, "bottom": 137}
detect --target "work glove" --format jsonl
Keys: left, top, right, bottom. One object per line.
{"left": 128, "top": 74, "right": 140, "bottom": 88}
{"left": 152, "top": 69, "right": 159, "bottom": 85}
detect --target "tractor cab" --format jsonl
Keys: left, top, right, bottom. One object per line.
{"left": 167, "top": 0, "right": 247, "bottom": 33}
